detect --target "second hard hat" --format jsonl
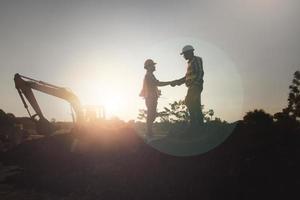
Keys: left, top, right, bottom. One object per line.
{"left": 180, "top": 45, "right": 194, "bottom": 55}
{"left": 144, "top": 59, "right": 156, "bottom": 68}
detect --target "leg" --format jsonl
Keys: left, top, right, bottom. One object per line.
{"left": 192, "top": 85, "right": 203, "bottom": 125}
{"left": 185, "top": 85, "right": 203, "bottom": 129}
{"left": 185, "top": 88, "right": 197, "bottom": 129}
{"left": 145, "top": 98, "right": 157, "bottom": 136}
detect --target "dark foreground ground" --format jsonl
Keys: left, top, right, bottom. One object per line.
{"left": 0, "top": 123, "right": 300, "bottom": 200}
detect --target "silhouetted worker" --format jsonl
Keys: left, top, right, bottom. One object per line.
{"left": 140, "top": 59, "right": 171, "bottom": 138}
{"left": 171, "top": 45, "right": 204, "bottom": 132}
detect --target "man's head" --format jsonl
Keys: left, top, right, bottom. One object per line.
{"left": 144, "top": 59, "right": 156, "bottom": 72}
{"left": 180, "top": 45, "right": 195, "bottom": 60}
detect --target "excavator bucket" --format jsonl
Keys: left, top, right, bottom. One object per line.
{"left": 35, "top": 117, "right": 55, "bottom": 136}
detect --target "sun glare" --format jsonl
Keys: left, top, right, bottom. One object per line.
{"left": 81, "top": 82, "right": 126, "bottom": 118}
{"left": 102, "top": 94, "right": 123, "bottom": 117}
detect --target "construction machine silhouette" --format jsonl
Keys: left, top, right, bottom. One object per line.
{"left": 14, "top": 73, "right": 105, "bottom": 136}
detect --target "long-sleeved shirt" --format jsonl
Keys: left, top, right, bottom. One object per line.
{"left": 177, "top": 56, "right": 204, "bottom": 87}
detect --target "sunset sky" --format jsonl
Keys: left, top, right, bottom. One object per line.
{"left": 0, "top": 0, "right": 299, "bottom": 122}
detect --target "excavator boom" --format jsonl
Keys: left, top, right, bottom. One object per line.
{"left": 14, "top": 73, "right": 84, "bottom": 135}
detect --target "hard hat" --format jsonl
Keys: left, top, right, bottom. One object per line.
{"left": 144, "top": 59, "right": 156, "bottom": 68}
{"left": 180, "top": 45, "right": 194, "bottom": 55}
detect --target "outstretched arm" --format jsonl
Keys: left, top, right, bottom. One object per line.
{"left": 171, "top": 76, "right": 185, "bottom": 86}
{"left": 148, "top": 74, "right": 171, "bottom": 87}
{"left": 157, "top": 81, "right": 172, "bottom": 87}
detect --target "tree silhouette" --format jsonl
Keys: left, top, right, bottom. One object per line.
{"left": 137, "top": 100, "right": 220, "bottom": 123}
{"left": 158, "top": 100, "right": 189, "bottom": 123}
{"left": 208, "top": 109, "right": 214, "bottom": 120}
{"left": 284, "top": 70, "right": 300, "bottom": 121}
{"left": 137, "top": 109, "right": 147, "bottom": 122}
{"left": 243, "top": 109, "right": 273, "bottom": 127}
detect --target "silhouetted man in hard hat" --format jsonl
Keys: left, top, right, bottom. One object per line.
{"left": 171, "top": 45, "right": 204, "bottom": 132}
{"left": 140, "top": 59, "right": 171, "bottom": 139}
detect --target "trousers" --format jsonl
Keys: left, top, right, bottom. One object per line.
{"left": 145, "top": 97, "right": 158, "bottom": 134}
{"left": 185, "top": 84, "right": 203, "bottom": 126}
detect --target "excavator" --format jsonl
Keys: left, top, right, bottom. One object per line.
{"left": 14, "top": 73, "right": 105, "bottom": 136}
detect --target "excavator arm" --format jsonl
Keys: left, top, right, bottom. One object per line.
{"left": 14, "top": 73, "right": 84, "bottom": 135}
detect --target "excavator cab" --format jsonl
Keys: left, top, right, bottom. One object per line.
{"left": 82, "top": 105, "right": 106, "bottom": 122}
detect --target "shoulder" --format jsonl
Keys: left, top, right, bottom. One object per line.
{"left": 195, "top": 56, "right": 202, "bottom": 63}
{"left": 190, "top": 56, "right": 202, "bottom": 66}
{"left": 193, "top": 56, "right": 203, "bottom": 68}
{"left": 191, "top": 56, "right": 202, "bottom": 64}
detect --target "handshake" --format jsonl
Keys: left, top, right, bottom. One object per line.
{"left": 169, "top": 80, "right": 182, "bottom": 87}
{"left": 158, "top": 79, "right": 183, "bottom": 87}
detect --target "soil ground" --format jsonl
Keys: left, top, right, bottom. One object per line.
{"left": 0, "top": 125, "right": 299, "bottom": 200}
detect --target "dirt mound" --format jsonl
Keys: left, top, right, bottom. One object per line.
{"left": 1, "top": 125, "right": 299, "bottom": 199}
{"left": 149, "top": 123, "right": 236, "bottom": 156}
